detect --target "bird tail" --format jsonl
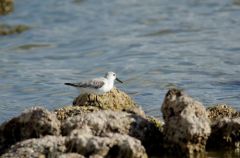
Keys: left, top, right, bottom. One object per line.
{"left": 64, "top": 83, "right": 78, "bottom": 87}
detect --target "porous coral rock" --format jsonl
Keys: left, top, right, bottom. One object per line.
{"left": 1, "top": 136, "right": 66, "bottom": 158}
{"left": 0, "top": 107, "right": 60, "bottom": 154}
{"left": 61, "top": 110, "right": 163, "bottom": 155}
{"left": 72, "top": 88, "right": 143, "bottom": 115}
{"left": 207, "top": 104, "right": 240, "bottom": 122}
{"left": 66, "top": 130, "right": 147, "bottom": 158}
{"left": 161, "top": 88, "right": 211, "bottom": 155}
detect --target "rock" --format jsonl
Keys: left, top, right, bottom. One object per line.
{"left": 206, "top": 117, "right": 240, "bottom": 149}
{"left": 72, "top": 88, "right": 143, "bottom": 115}
{"left": 66, "top": 130, "right": 147, "bottom": 158}
{"left": 1, "top": 136, "right": 66, "bottom": 158}
{"left": 161, "top": 88, "right": 211, "bottom": 156}
{"left": 0, "top": 0, "right": 13, "bottom": 15}
{"left": 206, "top": 104, "right": 240, "bottom": 150}
{"left": 0, "top": 24, "right": 29, "bottom": 36}
{"left": 55, "top": 105, "right": 102, "bottom": 121}
{"left": 59, "top": 153, "right": 85, "bottom": 158}
{"left": 55, "top": 88, "right": 145, "bottom": 121}
{"left": 61, "top": 110, "right": 163, "bottom": 156}
{"left": 0, "top": 107, "right": 60, "bottom": 154}
{"left": 207, "top": 104, "right": 240, "bottom": 122}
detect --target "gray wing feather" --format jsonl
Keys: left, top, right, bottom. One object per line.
{"left": 65, "top": 79, "right": 104, "bottom": 89}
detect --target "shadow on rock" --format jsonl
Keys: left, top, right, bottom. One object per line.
{"left": 206, "top": 104, "right": 240, "bottom": 150}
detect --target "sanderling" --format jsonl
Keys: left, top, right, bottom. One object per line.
{"left": 64, "top": 71, "right": 123, "bottom": 95}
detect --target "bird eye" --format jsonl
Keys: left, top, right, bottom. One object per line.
{"left": 113, "top": 74, "right": 116, "bottom": 76}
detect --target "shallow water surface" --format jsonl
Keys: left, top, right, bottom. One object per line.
{"left": 0, "top": 0, "right": 240, "bottom": 127}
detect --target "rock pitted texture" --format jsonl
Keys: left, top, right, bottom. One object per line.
{"left": 161, "top": 88, "right": 211, "bottom": 155}
{"left": 206, "top": 104, "right": 240, "bottom": 150}
{"left": 207, "top": 104, "right": 240, "bottom": 122}
{"left": 62, "top": 110, "right": 163, "bottom": 155}
{"left": 207, "top": 117, "right": 240, "bottom": 149}
{"left": 55, "top": 105, "right": 102, "bottom": 121}
{"left": 0, "top": 24, "right": 29, "bottom": 35}
{"left": 0, "top": 107, "right": 60, "bottom": 154}
{"left": 1, "top": 136, "right": 66, "bottom": 158}
{"left": 66, "top": 130, "right": 147, "bottom": 158}
{"left": 59, "top": 153, "right": 85, "bottom": 158}
{"left": 72, "top": 88, "right": 143, "bottom": 114}
{"left": 0, "top": 0, "right": 13, "bottom": 15}
{"left": 55, "top": 88, "right": 145, "bottom": 121}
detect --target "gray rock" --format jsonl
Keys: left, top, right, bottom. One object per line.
{"left": 207, "top": 117, "right": 240, "bottom": 149}
{"left": 1, "top": 136, "right": 66, "bottom": 158}
{"left": 161, "top": 89, "right": 211, "bottom": 155}
{"left": 0, "top": 107, "right": 61, "bottom": 154}
{"left": 61, "top": 110, "right": 163, "bottom": 155}
{"left": 66, "top": 130, "right": 147, "bottom": 158}
{"left": 59, "top": 153, "right": 85, "bottom": 158}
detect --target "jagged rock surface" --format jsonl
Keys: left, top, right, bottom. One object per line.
{"left": 207, "top": 104, "right": 240, "bottom": 122}
{"left": 72, "top": 88, "right": 144, "bottom": 115}
{"left": 1, "top": 136, "right": 66, "bottom": 158}
{"left": 161, "top": 88, "right": 211, "bottom": 155}
{"left": 66, "top": 130, "right": 147, "bottom": 158}
{"left": 0, "top": 107, "right": 60, "bottom": 154}
{"left": 55, "top": 105, "right": 102, "bottom": 121}
{"left": 62, "top": 110, "right": 163, "bottom": 155}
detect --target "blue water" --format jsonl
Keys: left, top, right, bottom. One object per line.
{"left": 1, "top": 0, "right": 240, "bottom": 123}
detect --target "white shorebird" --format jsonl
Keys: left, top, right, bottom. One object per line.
{"left": 64, "top": 72, "right": 123, "bottom": 95}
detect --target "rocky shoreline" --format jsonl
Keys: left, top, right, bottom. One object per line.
{"left": 0, "top": 88, "right": 240, "bottom": 158}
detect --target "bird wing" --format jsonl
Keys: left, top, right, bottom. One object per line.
{"left": 65, "top": 78, "right": 105, "bottom": 89}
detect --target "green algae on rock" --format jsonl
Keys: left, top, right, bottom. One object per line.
{"left": 73, "top": 87, "right": 138, "bottom": 109}
{"left": 55, "top": 87, "right": 145, "bottom": 121}
{"left": 0, "top": 24, "right": 29, "bottom": 35}
{"left": 0, "top": 0, "right": 13, "bottom": 15}
{"left": 55, "top": 105, "right": 102, "bottom": 121}
{"left": 56, "top": 87, "right": 145, "bottom": 119}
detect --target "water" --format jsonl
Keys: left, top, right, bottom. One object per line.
{"left": 0, "top": 0, "right": 240, "bottom": 124}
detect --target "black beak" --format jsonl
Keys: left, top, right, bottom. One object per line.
{"left": 116, "top": 77, "right": 123, "bottom": 83}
